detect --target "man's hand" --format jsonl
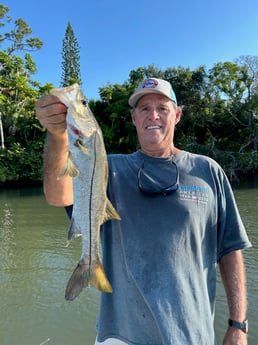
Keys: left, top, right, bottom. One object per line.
{"left": 36, "top": 94, "right": 68, "bottom": 135}
{"left": 223, "top": 326, "right": 247, "bottom": 345}
{"left": 35, "top": 94, "right": 73, "bottom": 207}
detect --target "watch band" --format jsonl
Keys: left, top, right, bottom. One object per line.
{"left": 228, "top": 319, "right": 248, "bottom": 333}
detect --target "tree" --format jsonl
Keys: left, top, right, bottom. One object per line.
{"left": 209, "top": 62, "right": 249, "bottom": 102}
{"left": 60, "top": 21, "right": 81, "bottom": 87}
{"left": 0, "top": 7, "right": 257, "bottom": 183}
{"left": 0, "top": 5, "right": 43, "bottom": 55}
{"left": 0, "top": 6, "right": 45, "bottom": 183}
{"left": 98, "top": 83, "right": 136, "bottom": 153}
{"left": 235, "top": 55, "right": 258, "bottom": 100}
{"left": 96, "top": 63, "right": 257, "bottom": 181}
{"left": 0, "top": 4, "right": 12, "bottom": 43}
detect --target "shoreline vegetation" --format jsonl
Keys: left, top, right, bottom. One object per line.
{"left": 0, "top": 5, "right": 257, "bottom": 186}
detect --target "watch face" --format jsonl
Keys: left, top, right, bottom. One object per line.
{"left": 244, "top": 320, "right": 248, "bottom": 333}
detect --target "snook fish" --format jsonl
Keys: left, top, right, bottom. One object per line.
{"left": 50, "top": 84, "right": 121, "bottom": 301}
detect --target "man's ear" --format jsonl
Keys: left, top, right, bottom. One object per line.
{"left": 175, "top": 107, "right": 182, "bottom": 125}
{"left": 131, "top": 109, "right": 136, "bottom": 126}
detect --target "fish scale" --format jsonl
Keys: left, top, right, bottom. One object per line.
{"left": 50, "top": 83, "right": 121, "bottom": 301}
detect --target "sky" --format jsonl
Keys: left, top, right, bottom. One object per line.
{"left": 3, "top": 0, "right": 258, "bottom": 100}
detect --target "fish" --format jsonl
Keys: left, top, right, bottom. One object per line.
{"left": 50, "top": 83, "right": 121, "bottom": 301}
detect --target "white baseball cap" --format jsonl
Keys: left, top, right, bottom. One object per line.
{"left": 128, "top": 78, "right": 177, "bottom": 107}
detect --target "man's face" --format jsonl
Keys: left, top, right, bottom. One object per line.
{"left": 131, "top": 94, "right": 181, "bottom": 155}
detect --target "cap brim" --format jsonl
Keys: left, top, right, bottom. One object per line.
{"left": 128, "top": 89, "right": 173, "bottom": 107}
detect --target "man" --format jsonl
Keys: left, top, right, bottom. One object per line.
{"left": 36, "top": 78, "right": 251, "bottom": 345}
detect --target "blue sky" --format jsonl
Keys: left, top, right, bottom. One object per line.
{"left": 3, "top": 0, "right": 258, "bottom": 100}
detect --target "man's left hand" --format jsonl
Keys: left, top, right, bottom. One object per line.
{"left": 223, "top": 326, "right": 248, "bottom": 345}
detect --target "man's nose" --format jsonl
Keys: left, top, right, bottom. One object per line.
{"left": 148, "top": 108, "right": 160, "bottom": 120}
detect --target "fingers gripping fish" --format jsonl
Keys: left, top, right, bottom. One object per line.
{"left": 50, "top": 84, "right": 121, "bottom": 301}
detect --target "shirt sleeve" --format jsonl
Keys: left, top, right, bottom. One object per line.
{"left": 216, "top": 167, "right": 251, "bottom": 261}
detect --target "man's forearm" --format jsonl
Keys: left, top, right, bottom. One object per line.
{"left": 219, "top": 250, "right": 247, "bottom": 321}
{"left": 43, "top": 131, "right": 73, "bottom": 206}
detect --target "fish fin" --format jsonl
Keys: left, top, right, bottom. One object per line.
{"left": 65, "top": 260, "right": 112, "bottom": 301}
{"left": 66, "top": 217, "right": 82, "bottom": 246}
{"left": 103, "top": 199, "right": 121, "bottom": 223}
{"left": 61, "top": 151, "right": 80, "bottom": 178}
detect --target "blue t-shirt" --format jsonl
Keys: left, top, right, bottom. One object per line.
{"left": 94, "top": 150, "right": 251, "bottom": 345}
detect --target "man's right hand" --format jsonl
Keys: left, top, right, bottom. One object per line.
{"left": 36, "top": 94, "right": 68, "bottom": 135}
{"left": 35, "top": 94, "right": 73, "bottom": 206}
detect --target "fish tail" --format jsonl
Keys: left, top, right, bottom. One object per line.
{"left": 65, "top": 260, "right": 112, "bottom": 301}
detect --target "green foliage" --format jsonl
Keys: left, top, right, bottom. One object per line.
{"left": 0, "top": 5, "right": 43, "bottom": 56}
{"left": 0, "top": 5, "right": 46, "bottom": 185}
{"left": 209, "top": 62, "right": 250, "bottom": 102}
{"left": 0, "top": 140, "right": 44, "bottom": 182}
{"left": 95, "top": 83, "right": 137, "bottom": 153}
{"left": 95, "top": 64, "right": 258, "bottom": 181}
{"left": 0, "top": 6, "right": 257, "bottom": 185}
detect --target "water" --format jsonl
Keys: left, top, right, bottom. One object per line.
{"left": 214, "top": 182, "right": 258, "bottom": 345}
{"left": 0, "top": 188, "right": 99, "bottom": 345}
{"left": 0, "top": 184, "right": 257, "bottom": 345}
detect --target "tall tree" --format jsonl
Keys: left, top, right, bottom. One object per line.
{"left": 60, "top": 21, "right": 81, "bottom": 87}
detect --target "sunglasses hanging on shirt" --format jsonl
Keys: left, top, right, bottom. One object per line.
{"left": 137, "top": 158, "right": 179, "bottom": 197}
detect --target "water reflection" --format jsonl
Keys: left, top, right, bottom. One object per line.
{"left": 0, "top": 202, "right": 16, "bottom": 270}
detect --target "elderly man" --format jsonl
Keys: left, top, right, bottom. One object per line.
{"left": 36, "top": 78, "right": 251, "bottom": 345}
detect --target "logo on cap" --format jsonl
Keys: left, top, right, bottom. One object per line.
{"left": 141, "top": 78, "right": 158, "bottom": 89}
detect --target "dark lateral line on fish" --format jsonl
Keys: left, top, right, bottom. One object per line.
{"left": 89, "top": 132, "right": 97, "bottom": 268}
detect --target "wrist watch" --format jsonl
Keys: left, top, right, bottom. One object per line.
{"left": 228, "top": 319, "right": 248, "bottom": 333}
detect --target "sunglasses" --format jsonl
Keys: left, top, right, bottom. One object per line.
{"left": 137, "top": 159, "right": 179, "bottom": 197}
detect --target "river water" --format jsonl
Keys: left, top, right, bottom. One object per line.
{"left": 0, "top": 182, "right": 257, "bottom": 345}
